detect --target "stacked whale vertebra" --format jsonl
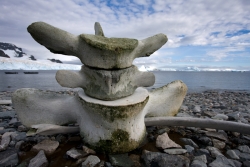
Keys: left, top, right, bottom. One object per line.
{"left": 12, "top": 22, "right": 187, "bottom": 153}
{"left": 27, "top": 22, "right": 167, "bottom": 100}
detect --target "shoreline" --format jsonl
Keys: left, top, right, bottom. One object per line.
{"left": 1, "top": 89, "right": 250, "bottom": 166}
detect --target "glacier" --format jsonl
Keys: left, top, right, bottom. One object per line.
{"left": 0, "top": 57, "right": 81, "bottom": 70}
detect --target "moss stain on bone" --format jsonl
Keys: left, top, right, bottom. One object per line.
{"left": 80, "top": 34, "right": 138, "bottom": 53}
{"left": 89, "top": 129, "right": 146, "bottom": 153}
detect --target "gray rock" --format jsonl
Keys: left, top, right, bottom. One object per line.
{"left": 28, "top": 150, "right": 48, "bottom": 167}
{"left": 193, "top": 105, "right": 201, "bottom": 113}
{"left": 199, "top": 136, "right": 212, "bottom": 146}
{"left": 176, "top": 112, "right": 193, "bottom": 117}
{"left": 156, "top": 127, "right": 170, "bottom": 135}
{"left": 156, "top": 132, "right": 181, "bottom": 149}
{"left": 11, "top": 131, "right": 26, "bottom": 141}
{"left": 15, "top": 140, "right": 25, "bottom": 150}
{"left": 0, "top": 128, "right": 16, "bottom": 135}
{"left": 66, "top": 147, "right": 88, "bottom": 159}
{"left": 82, "top": 155, "right": 100, "bottom": 167}
{"left": 231, "top": 160, "right": 242, "bottom": 167}
{"left": 109, "top": 154, "right": 133, "bottom": 167}
{"left": 163, "top": 148, "right": 187, "bottom": 155}
{"left": 0, "top": 111, "right": 15, "bottom": 119}
{"left": 212, "top": 114, "right": 228, "bottom": 120}
{"left": 180, "top": 105, "right": 189, "bottom": 111}
{"left": 32, "top": 139, "right": 59, "bottom": 155}
{"left": 207, "top": 146, "right": 223, "bottom": 158}
{"left": 0, "top": 132, "right": 13, "bottom": 151}
{"left": 8, "top": 117, "right": 18, "bottom": 125}
{"left": 194, "top": 155, "right": 207, "bottom": 163}
{"left": 227, "top": 112, "right": 241, "bottom": 121}
{"left": 18, "top": 125, "right": 28, "bottom": 132}
{"left": 185, "top": 145, "right": 195, "bottom": 153}
{"left": 208, "top": 155, "right": 236, "bottom": 167}
{"left": 191, "top": 160, "right": 207, "bottom": 167}
{"left": 226, "top": 150, "right": 240, "bottom": 160}
{"left": 141, "top": 150, "right": 190, "bottom": 167}
{"left": 181, "top": 138, "right": 199, "bottom": 148}
{"left": 243, "top": 161, "right": 250, "bottom": 167}
{"left": 212, "top": 138, "right": 225, "bottom": 149}
{"left": 205, "top": 131, "right": 228, "bottom": 141}
{"left": 237, "top": 145, "right": 250, "bottom": 154}
{"left": 0, "top": 149, "right": 19, "bottom": 167}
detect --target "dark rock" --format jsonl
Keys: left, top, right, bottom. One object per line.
{"left": 109, "top": 153, "right": 134, "bottom": 167}
{"left": 0, "top": 128, "right": 16, "bottom": 135}
{"left": 0, "top": 149, "right": 19, "bottom": 167}
{"left": 243, "top": 161, "right": 250, "bottom": 167}
{"left": 237, "top": 145, "right": 250, "bottom": 154}
{"left": 231, "top": 160, "right": 242, "bottom": 167}
{"left": 181, "top": 138, "right": 199, "bottom": 148}
{"left": 28, "top": 150, "right": 48, "bottom": 167}
{"left": 206, "top": 146, "right": 223, "bottom": 158}
{"left": 226, "top": 150, "right": 240, "bottom": 160}
{"left": 227, "top": 112, "right": 241, "bottom": 121}
{"left": 0, "top": 111, "right": 16, "bottom": 119}
{"left": 205, "top": 131, "right": 228, "bottom": 141}
{"left": 208, "top": 155, "right": 236, "bottom": 167}
{"left": 141, "top": 150, "right": 190, "bottom": 167}
{"left": 11, "top": 132, "right": 27, "bottom": 141}
{"left": 198, "top": 136, "right": 212, "bottom": 146}
{"left": 185, "top": 145, "right": 195, "bottom": 153}
{"left": 191, "top": 160, "right": 207, "bottom": 167}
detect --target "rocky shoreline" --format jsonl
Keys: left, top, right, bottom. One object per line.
{"left": 0, "top": 90, "right": 250, "bottom": 167}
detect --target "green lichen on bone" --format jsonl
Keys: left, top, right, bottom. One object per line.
{"left": 90, "top": 129, "right": 146, "bottom": 153}
{"left": 80, "top": 34, "right": 138, "bottom": 53}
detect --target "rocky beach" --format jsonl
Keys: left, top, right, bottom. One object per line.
{"left": 1, "top": 89, "right": 250, "bottom": 167}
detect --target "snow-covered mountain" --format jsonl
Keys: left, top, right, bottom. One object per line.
{"left": 0, "top": 42, "right": 81, "bottom": 70}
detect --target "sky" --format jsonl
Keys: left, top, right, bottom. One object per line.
{"left": 1, "top": 0, "right": 250, "bottom": 70}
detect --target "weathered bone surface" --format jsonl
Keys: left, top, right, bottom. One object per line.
{"left": 145, "top": 80, "right": 188, "bottom": 117}
{"left": 12, "top": 88, "right": 79, "bottom": 127}
{"left": 14, "top": 21, "right": 189, "bottom": 153}
{"left": 77, "top": 88, "right": 149, "bottom": 153}
{"left": 27, "top": 22, "right": 168, "bottom": 69}
{"left": 26, "top": 124, "right": 80, "bottom": 136}
{"left": 12, "top": 81, "right": 186, "bottom": 153}
{"left": 145, "top": 117, "right": 250, "bottom": 135}
{"left": 56, "top": 65, "right": 155, "bottom": 100}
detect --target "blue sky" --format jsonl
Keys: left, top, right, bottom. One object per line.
{"left": 1, "top": 0, "right": 250, "bottom": 70}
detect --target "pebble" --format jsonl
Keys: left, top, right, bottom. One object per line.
{"left": 1, "top": 90, "right": 250, "bottom": 166}
{"left": 109, "top": 153, "right": 133, "bottom": 167}
{"left": 156, "top": 132, "right": 181, "bottom": 149}
{"left": 28, "top": 150, "right": 48, "bottom": 167}
{"left": 208, "top": 155, "right": 236, "bottom": 167}
{"left": 180, "top": 138, "right": 199, "bottom": 148}
{"left": 31, "top": 139, "right": 59, "bottom": 155}
{"left": 81, "top": 155, "right": 100, "bottom": 167}
{"left": 66, "top": 147, "right": 88, "bottom": 159}
{"left": 164, "top": 148, "right": 187, "bottom": 154}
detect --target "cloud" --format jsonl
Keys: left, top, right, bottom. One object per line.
{"left": 0, "top": 0, "right": 250, "bottom": 69}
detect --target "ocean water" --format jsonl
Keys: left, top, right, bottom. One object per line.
{"left": 1, "top": 70, "right": 250, "bottom": 92}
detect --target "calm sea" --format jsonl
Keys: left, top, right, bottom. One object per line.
{"left": 1, "top": 70, "right": 250, "bottom": 93}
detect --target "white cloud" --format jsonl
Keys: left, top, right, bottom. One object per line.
{"left": 0, "top": 0, "right": 249, "bottom": 69}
